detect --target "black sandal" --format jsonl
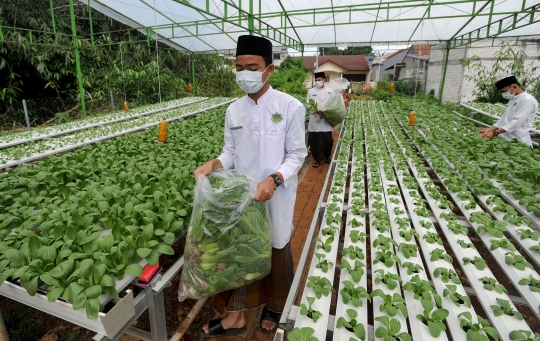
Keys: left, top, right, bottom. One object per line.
{"left": 200, "top": 319, "right": 247, "bottom": 338}
{"left": 259, "top": 307, "right": 281, "bottom": 334}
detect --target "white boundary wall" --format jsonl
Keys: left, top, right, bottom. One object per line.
{"left": 424, "top": 37, "right": 540, "bottom": 103}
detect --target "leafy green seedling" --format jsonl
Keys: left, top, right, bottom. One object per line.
{"left": 518, "top": 275, "right": 540, "bottom": 293}
{"left": 457, "top": 239, "right": 475, "bottom": 249}
{"left": 336, "top": 309, "right": 366, "bottom": 340}
{"left": 373, "top": 235, "right": 398, "bottom": 250}
{"left": 299, "top": 297, "right": 323, "bottom": 322}
{"left": 430, "top": 248, "right": 453, "bottom": 263}
{"left": 350, "top": 230, "right": 366, "bottom": 243}
{"left": 342, "top": 245, "right": 365, "bottom": 260}
{"left": 340, "top": 281, "right": 371, "bottom": 307}
{"left": 433, "top": 267, "right": 462, "bottom": 284}
{"left": 463, "top": 256, "right": 488, "bottom": 270}
{"left": 374, "top": 316, "right": 411, "bottom": 341}
{"left": 402, "top": 262, "right": 424, "bottom": 275}
{"left": 348, "top": 218, "right": 363, "bottom": 228}
{"left": 349, "top": 204, "right": 366, "bottom": 217}
{"left": 416, "top": 298, "right": 449, "bottom": 337}
{"left": 509, "top": 330, "right": 540, "bottom": 341}
{"left": 530, "top": 244, "right": 540, "bottom": 253}
{"left": 403, "top": 275, "right": 441, "bottom": 306}
{"left": 315, "top": 253, "right": 333, "bottom": 273}
{"left": 340, "top": 259, "right": 365, "bottom": 283}
{"left": 373, "top": 250, "right": 402, "bottom": 268}
{"left": 398, "top": 243, "right": 418, "bottom": 259}
{"left": 447, "top": 221, "right": 468, "bottom": 235}
{"left": 423, "top": 232, "right": 443, "bottom": 245}
{"left": 287, "top": 327, "right": 318, "bottom": 341}
{"left": 490, "top": 298, "right": 523, "bottom": 320}
{"left": 458, "top": 312, "right": 498, "bottom": 341}
{"left": 307, "top": 276, "right": 332, "bottom": 299}
{"left": 505, "top": 252, "right": 534, "bottom": 271}
{"left": 314, "top": 236, "right": 334, "bottom": 253}
{"left": 373, "top": 220, "right": 391, "bottom": 233}
{"left": 479, "top": 277, "right": 508, "bottom": 295}
{"left": 322, "top": 225, "right": 339, "bottom": 237}
{"left": 371, "top": 289, "right": 408, "bottom": 318}
{"left": 419, "top": 220, "right": 433, "bottom": 230}
{"left": 490, "top": 238, "right": 516, "bottom": 251}
{"left": 399, "top": 229, "right": 419, "bottom": 242}
{"left": 517, "top": 229, "right": 539, "bottom": 241}
{"left": 443, "top": 284, "right": 472, "bottom": 307}
{"left": 440, "top": 212, "right": 457, "bottom": 222}
{"left": 414, "top": 207, "right": 431, "bottom": 218}
{"left": 374, "top": 269, "right": 403, "bottom": 290}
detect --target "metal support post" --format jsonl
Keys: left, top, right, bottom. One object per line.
{"left": 22, "top": 100, "right": 30, "bottom": 131}
{"left": 438, "top": 41, "right": 450, "bottom": 105}
{"left": 191, "top": 55, "right": 196, "bottom": 96}
{"left": 88, "top": 0, "right": 94, "bottom": 46}
{"left": 145, "top": 287, "right": 167, "bottom": 341}
{"left": 69, "top": 0, "right": 87, "bottom": 118}
{"left": 248, "top": 0, "right": 254, "bottom": 35}
{"left": 110, "top": 90, "right": 115, "bottom": 111}
{"left": 300, "top": 45, "right": 305, "bottom": 94}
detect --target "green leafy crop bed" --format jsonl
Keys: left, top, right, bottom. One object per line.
{"left": 0, "top": 106, "right": 228, "bottom": 319}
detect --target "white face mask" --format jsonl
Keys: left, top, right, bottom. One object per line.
{"left": 236, "top": 66, "right": 270, "bottom": 94}
{"left": 501, "top": 87, "right": 515, "bottom": 100}
{"left": 315, "top": 81, "right": 324, "bottom": 89}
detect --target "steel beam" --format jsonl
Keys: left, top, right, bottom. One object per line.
{"left": 439, "top": 41, "right": 451, "bottom": 105}
{"left": 170, "top": 0, "right": 302, "bottom": 50}
{"left": 451, "top": 3, "right": 540, "bottom": 47}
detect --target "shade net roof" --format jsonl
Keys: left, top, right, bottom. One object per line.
{"left": 83, "top": 0, "right": 540, "bottom": 53}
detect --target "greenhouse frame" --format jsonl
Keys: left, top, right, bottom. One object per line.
{"left": 1, "top": 1, "right": 540, "bottom": 341}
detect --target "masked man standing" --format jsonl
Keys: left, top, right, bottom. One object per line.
{"left": 479, "top": 75, "right": 538, "bottom": 146}
{"left": 307, "top": 72, "right": 335, "bottom": 167}
{"left": 193, "top": 35, "right": 307, "bottom": 338}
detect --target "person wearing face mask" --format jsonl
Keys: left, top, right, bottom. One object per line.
{"left": 307, "top": 72, "right": 335, "bottom": 167}
{"left": 193, "top": 35, "right": 307, "bottom": 338}
{"left": 478, "top": 76, "right": 538, "bottom": 146}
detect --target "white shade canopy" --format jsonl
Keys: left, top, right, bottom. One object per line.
{"left": 83, "top": 0, "right": 540, "bottom": 53}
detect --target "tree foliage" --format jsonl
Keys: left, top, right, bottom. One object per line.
{"left": 268, "top": 56, "right": 308, "bottom": 94}
{"left": 319, "top": 46, "right": 373, "bottom": 56}
{"left": 0, "top": 0, "right": 239, "bottom": 119}
{"left": 460, "top": 42, "right": 540, "bottom": 103}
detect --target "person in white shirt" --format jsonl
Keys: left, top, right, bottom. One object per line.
{"left": 479, "top": 76, "right": 539, "bottom": 146}
{"left": 307, "top": 72, "right": 334, "bottom": 167}
{"left": 194, "top": 35, "right": 307, "bottom": 338}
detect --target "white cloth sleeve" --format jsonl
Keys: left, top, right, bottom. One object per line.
{"left": 502, "top": 99, "right": 536, "bottom": 133}
{"left": 276, "top": 105, "right": 308, "bottom": 188}
{"left": 216, "top": 109, "right": 235, "bottom": 169}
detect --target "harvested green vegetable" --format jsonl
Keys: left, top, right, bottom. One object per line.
{"left": 319, "top": 91, "right": 347, "bottom": 127}
{"left": 178, "top": 170, "right": 273, "bottom": 300}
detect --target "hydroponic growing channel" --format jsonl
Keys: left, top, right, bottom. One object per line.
{"left": 284, "top": 99, "right": 540, "bottom": 341}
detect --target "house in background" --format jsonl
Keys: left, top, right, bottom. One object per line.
{"left": 367, "top": 49, "right": 408, "bottom": 81}
{"left": 294, "top": 55, "right": 370, "bottom": 88}
{"left": 272, "top": 46, "right": 288, "bottom": 67}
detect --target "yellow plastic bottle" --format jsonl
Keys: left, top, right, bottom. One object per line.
{"left": 409, "top": 111, "right": 416, "bottom": 126}
{"left": 124, "top": 101, "right": 129, "bottom": 112}
{"left": 390, "top": 83, "right": 395, "bottom": 93}
{"left": 158, "top": 118, "right": 168, "bottom": 143}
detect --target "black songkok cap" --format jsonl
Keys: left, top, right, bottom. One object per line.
{"left": 236, "top": 35, "right": 272, "bottom": 61}
{"left": 495, "top": 76, "right": 519, "bottom": 90}
{"left": 314, "top": 72, "right": 325, "bottom": 78}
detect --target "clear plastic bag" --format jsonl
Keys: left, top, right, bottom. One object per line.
{"left": 319, "top": 78, "right": 350, "bottom": 127}
{"left": 178, "top": 169, "right": 273, "bottom": 301}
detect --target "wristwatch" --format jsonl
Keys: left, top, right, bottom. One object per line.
{"left": 493, "top": 130, "right": 499, "bottom": 137}
{"left": 269, "top": 174, "right": 283, "bottom": 187}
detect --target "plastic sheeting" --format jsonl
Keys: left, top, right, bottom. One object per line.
{"left": 82, "top": 0, "right": 540, "bottom": 53}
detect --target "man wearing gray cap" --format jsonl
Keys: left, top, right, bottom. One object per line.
{"left": 479, "top": 75, "right": 538, "bottom": 146}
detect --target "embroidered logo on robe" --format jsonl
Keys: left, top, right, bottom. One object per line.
{"left": 271, "top": 113, "right": 283, "bottom": 124}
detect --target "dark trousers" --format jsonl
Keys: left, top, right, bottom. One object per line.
{"left": 309, "top": 131, "right": 333, "bottom": 163}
